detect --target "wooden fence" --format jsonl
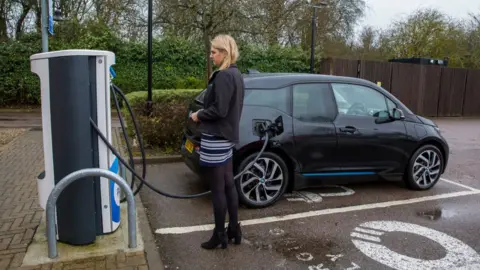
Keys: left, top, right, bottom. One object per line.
{"left": 319, "top": 58, "right": 480, "bottom": 117}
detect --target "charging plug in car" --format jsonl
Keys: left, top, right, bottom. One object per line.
{"left": 253, "top": 116, "right": 284, "bottom": 139}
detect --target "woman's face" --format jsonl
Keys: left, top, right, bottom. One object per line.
{"left": 210, "top": 47, "right": 225, "bottom": 67}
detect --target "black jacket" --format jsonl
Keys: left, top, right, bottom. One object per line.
{"left": 197, "top": 64, "right": 245, "bottom": 144}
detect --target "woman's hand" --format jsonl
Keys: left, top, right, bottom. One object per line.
{"left": 190, "top": 111, "right": 200, "bottom": 122}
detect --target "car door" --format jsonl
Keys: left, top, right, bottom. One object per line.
{"left": 331, "top": 83, "right": 409, "bottom": 175}
{"left": 292, "top": 82, "right": 340, "bottom": 174}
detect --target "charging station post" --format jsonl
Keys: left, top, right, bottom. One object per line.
{"left": 30, "top": 49, "right": 122, "bottom": 246}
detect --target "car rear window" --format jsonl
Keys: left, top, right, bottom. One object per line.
{"left": 196, "top": 87, "right": 290, "bottom": 113}
{"left": 244, "top": 87, "right": 289, "bottom": 113}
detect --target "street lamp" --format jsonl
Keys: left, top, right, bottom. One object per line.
{"left": 307, "top": 0, "right": 328, "bottom": 74}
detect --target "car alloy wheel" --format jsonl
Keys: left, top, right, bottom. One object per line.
{"left": 406, "top": 145, "right": 443, "bottom": 190}
{"left": 236, "top": 152, "right": 289, "bottom": 208}
{"left": 413, "top": 149, "right": 441, "bottom": 188}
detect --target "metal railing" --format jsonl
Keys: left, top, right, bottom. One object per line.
{"left": 45, "top": 168, "right": 137, "bottom": 258}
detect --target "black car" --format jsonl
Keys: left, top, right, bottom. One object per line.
{"left": 180, "top": 72, "right": 449, "bottom": 208}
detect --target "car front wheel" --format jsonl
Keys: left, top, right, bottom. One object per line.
{"left": 405, "top": 144, "right": 444, "bottom": 190}
{"left": 235, "top": 151, "right": 289, "bottom": 208}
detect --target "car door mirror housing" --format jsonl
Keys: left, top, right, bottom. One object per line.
{"left": 374, "top": 108, "right": 405, "bottom": 124}
{"left": 392, "top": 108, "right": 405, "bottom": 120}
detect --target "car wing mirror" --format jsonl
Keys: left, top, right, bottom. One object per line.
{"left": 392, "top": 108, "right": 405, "bottom": 120}
{"left": 374, "top": 110, "right": 392, "bottom": 124}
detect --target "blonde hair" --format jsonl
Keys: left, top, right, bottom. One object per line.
{"left": 211, "top": 34, "right": 239, "bottom": 70}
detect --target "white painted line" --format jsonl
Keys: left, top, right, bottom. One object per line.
{"left": 351, "top": 232, "right": 381, "bottom": 242}
{"left": 360, "top": 224, "right": 387, "bottom": 232}
{"left": 354, "top": 227, "right": 384, "bottom": 236}
{"left": 155, "top": 190, "right": 480, "bottom": 235}
{"left": 440, "top": 178, "right": 479, "bottom": 191}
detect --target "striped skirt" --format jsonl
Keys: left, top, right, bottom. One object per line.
{"left": 199, "top": 133, "right": 235, "bottom": 167}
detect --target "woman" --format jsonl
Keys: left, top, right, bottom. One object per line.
{"left": 190, "top": 34, "right": 245, "bottom": 249}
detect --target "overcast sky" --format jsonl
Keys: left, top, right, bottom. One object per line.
{"left": 355, "top": 0, "right": 478, "bottom": 33}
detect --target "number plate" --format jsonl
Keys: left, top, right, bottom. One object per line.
{"left": 185, "top": 139, "right": 194, "bottom": 153}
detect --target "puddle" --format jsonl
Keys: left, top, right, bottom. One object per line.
{"left": 416, "top": 208, "right": 457, "bottom": 220}
{"left": 417, "top": 208, "right": 443, "bottom": 220}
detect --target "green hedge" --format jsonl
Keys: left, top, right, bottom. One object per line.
{"left": 123, "top": 89, "right": 202, "bottom": 154}
{"left": 0, "top": 22, "right": 311, "bottom": 106}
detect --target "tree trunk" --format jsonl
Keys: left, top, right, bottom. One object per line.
{"left": 0, "top": 15, "right": 7, "bottom": 41}
{"left": 34, "top": 0, "right": 41, "bottom": 33}
{"left": 0, "top": 0, "right": 8, "bottom": 41}
{"left": 16, "top": 5, "right": 30, "bottom": 39}
{"left": 204, "top": 32, "right": 212, "bottom": 82}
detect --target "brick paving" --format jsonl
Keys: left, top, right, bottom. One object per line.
{"left": 0, "top": 129, "right": 44, "bottom": 270}
{"left": 0, "top": 129, "right": 150, "bottom": 270}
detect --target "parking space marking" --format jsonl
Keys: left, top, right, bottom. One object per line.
{"left": 354, "top": 227, "right": 384, "bottom": 236}
{"left": 350, "top": 232, "right": 381, "bottom": 242}
{"left": 284, "top": 185, "right": 355, "bottom": 203}
{"left": 352, "top": 220, "right": 480, "bottom": 269}
{"left": 155, "top": 189, "right": 480, "bottom": 235}
{"left": 440, "top": 178, "right": 479, "bottom": 191}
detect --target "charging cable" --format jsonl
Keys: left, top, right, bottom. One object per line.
{"left": 89, "top": 83, "right": 273, "bottom": 199}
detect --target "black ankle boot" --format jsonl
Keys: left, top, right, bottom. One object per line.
{"left": 227, "top": 222, "right": 242, "bottom": 245}
{"left": 201, "top": 229, "right": 228, "bottom": 249}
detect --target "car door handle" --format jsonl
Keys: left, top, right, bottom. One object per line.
{"left": 339, "top": 126, "right": 357, "bottom": 133}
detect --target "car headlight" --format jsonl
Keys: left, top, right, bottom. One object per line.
{"left": 434, "top": 126, "right": 441, "bottom": 133}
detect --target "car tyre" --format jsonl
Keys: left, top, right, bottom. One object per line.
{"left": 235, "top": 151, "right": 289, "bottom": 208}
{"left": 405, "top": 144, "right": 444, "bottom": 190}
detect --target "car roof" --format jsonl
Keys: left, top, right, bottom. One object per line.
{"left": 243, "top": 72, "right": 377, "bottom": 89}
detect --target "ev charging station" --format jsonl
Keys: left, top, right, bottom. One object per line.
{"left": 30, "top": 50, "right": 121, "bottom": 246}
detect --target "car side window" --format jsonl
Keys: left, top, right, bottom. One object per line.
{"left": 244, "top": 87, "right": 289, "bottom": 113}
{"left": 331, "top": 83, "right": 388, "bottom": 117}
{"left": 292, "top": 83, "right": 336, "bottom": 122}
{"left": 386, "top": 98, "right": 397, "bottom": 115}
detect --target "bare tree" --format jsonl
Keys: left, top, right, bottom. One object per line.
{"left": 155, "top": 0, "right": 267, "bottom": 78}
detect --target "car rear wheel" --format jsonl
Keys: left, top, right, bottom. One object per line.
{"left": 405, "top": 144, "right": 444, "bottom": 190}
{"left": 235, "top": 151, "right": 289, "bottom": 208}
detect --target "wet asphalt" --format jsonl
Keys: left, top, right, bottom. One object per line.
{"left": 139, "top": 118, "right": 480, "bottom": 270}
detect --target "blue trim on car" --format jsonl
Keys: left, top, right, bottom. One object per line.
{"left": 302, "top": 171, "right": 376, "bottom": 177}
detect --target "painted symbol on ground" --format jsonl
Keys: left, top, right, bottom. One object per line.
{"left": 301, "top": 253, "right": 361, "bottom": 270}
{"left": 308, "top": 261, "right": 360, "bottom": 270}
{"left": 326, "top": 254, "right": 344, "bottom": 262}
{"left": 269, "top": 228, "right": 285, "bottom": 236}
{"left": 284, "top": 185, "right": 355, "bottom": 203}
{"left": 296, "top": 252, "right": 314, "bottom": 261}
{"left": 351, "top": 220, "right": 480, "bottom": 270}
{"left": 308, "top": 263, "right": 329, "bottom": 270}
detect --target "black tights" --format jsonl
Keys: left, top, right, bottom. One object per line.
{"left": 203, "top": 158, "right": 238, "bottom": 231}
